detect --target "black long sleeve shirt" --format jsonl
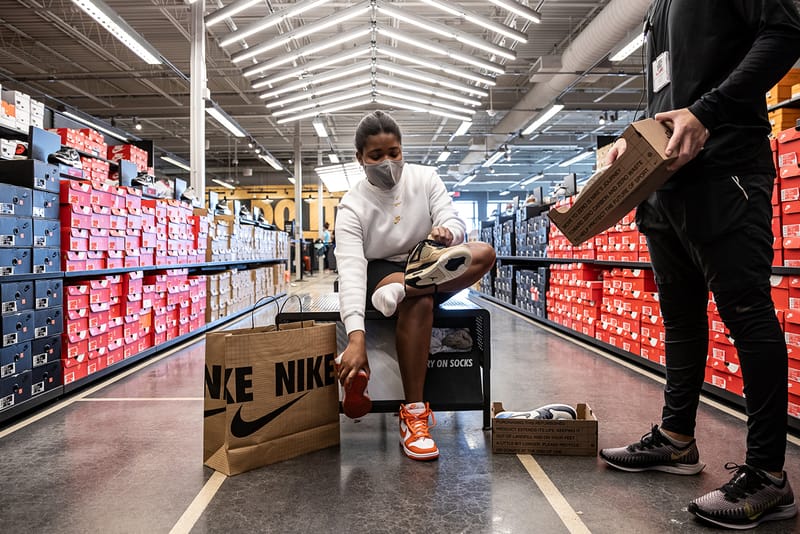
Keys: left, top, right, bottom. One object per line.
{"left": 647, "top": 0, "right": 800, "bottom": 180}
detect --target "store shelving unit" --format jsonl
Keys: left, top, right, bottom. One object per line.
{"left": 62, "top": 258, "right": 288, "bottom": 279}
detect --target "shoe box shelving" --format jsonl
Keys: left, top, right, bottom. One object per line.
{"left": 478, "top": 122, "right": 800, "bottom": 430}
{"left": 0, "top": 93, "right": 290, "bottom": 425}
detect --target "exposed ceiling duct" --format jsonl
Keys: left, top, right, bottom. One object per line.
{"left": 492, "top": 0, "right": 652, "bottom": 136}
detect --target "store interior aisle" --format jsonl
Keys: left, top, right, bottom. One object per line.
{"left": 0, "top": 272, "right": 799, "bottom": 533}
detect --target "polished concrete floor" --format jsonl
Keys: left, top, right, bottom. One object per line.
{"left": 1, "top": 270, "right": 800, "bottom": 533}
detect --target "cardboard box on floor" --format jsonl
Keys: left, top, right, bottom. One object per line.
{"left": 491, "top": 402, "right": 598, "bottom": 456}
{"left": 548, "top": 119, "right": 676, "bottom": 246}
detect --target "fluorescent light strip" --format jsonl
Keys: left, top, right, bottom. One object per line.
{"left": 488, "top": 0, "right": 542, "bottom": 24}
{"left": 610, "top": 32, "right": 646, "bottom": 62}
{"left": 271, "top": 88, "right": 372, "bottom": 118}
{"left": 244, "top": 27, "right": 372, "bottom": 77}
{"left": 376, "top": 87, "right": 476, "bottom": 116}
{"left": 161, "top": 156, "right": 191, "bottom": 172}
{"left": 265, "top": 76, "right": 372, "bottom": 107}
{"left": 275, "top": 97, "right": 374, "bottom": 124}
{"left": 206, "top": 106, "right": 247, "bottom": 137}
{"left": 521, "top": 173, "right": 544, "bottom": 186}
{"left": 378, "top": 4, "right": 516, "bottom": 61}
{"left": 380, "top": 47, "right": 496, "bottom": 87}
{"left": 380, "top": 76, "right": 481, "bottom": 106}
{"left": 374, "top": 96, "right": 472, "bottom": 122}
{"left": 256, "top": 61, "right": 372, "bottom": 95}
{"left": 219, "top": 0, "right": 334, "bottom": 44}
{"left": 250, "top": 47, "right": 371, "bottom": 85}
{"left": 205, "top": 0, "right": 261, "bottom": 27}
{"left": 72, "top": 0, "right": 162, "bottom": 64}
{"left": 259, "top": 153, "right": 283, "bottom": 170}
{"left": 454, "top": 120, "right": 472, "bottom": 136}
{"left": 521, "top": 103, "right": 564, "bottom": 136}
{"left": 436, "top": 150, "right": 451, "bottom": 163}
{"left": 232, "top": 2, "right": 371, "bottom": 64}
{"left": 499, "top": 190, "right": 510, "bottom": 196}
{"left": 482, "top": 150, "right": 504, "bottom": 168}
{"left": 62, "top": 111, "right": 130, "bottom": 142}
{"left": 420, "top": 0, "right": 527, "bottom": 42}
{"left": 559, "top": 150, "right": 595, "bottom": 167}
{"left": 457, "top": 173, "right": 476, "bottom": 186}
{"left": 288, "top": 177, "right": 296, "bottom": 184}
{"left": 212, "top": 179, "right": 236, "bottom": 190}
{"left": 312, "top": 117, "right": 329, "bottom": 138}
{"left": 376, "top": 27, "right": 505, "bottom": 74}
{"left": 376, "top": 62, "right": 489, "bottom": 97}
{"left": 328, "top": 153, "right": 340, "bottom": 163}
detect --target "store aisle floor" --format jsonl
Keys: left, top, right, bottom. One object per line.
{"left": 1, "top": 272, "right": 799, "bottom": 533}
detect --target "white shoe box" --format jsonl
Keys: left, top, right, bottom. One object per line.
{"left": 2, "top": 90, "right": 30, "bottom": 113}
{"left": 0, "top": 139, "right": 15, "bottom": 160}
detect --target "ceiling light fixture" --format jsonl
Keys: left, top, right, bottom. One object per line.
{"left": 232, "top": 2, "right": 371, "bottom": 64}
{"left": 379, "top": 76, "right": 481, "bottom": 107}
{"left": 248, "top": 47, "right": 371, "bottom": 84}
{"left": 206, "top": 103, "right": 247, "bottom": 138}
{"left": 521, "top": 103, "right": 565, "bottom": 136}
{"left": 499, "top": 190, "right": 510, "bottom": 196}
{"left": 520, "top": 173, "right": 544, "bottom": 186}
{"left": 218, "top": 0, "right": 334, "bottom": 42}
{"left": 258, "top": 153, "right": 283, "bottom": 170}
{"left": 375, "top": 62, "right": 489, "bottom": 97}
{"left": 419, "top": 0, "right": 528, "bottom": 42}
{"left": 62, "top": 110, "right": 130, "bottom": 142}
{"left": 312, "top": 117, "right": 329, "bottom": 138}
{"left": 488, "top": 0, "right": 542, "bottom": 24}
{"left": 436, "top": 148, "right": 452, "bottom": 163}
{"left": 71, "top": 0, "right": 163, "bottom": 64}
{"left": 315, "top": 162, "right": 365, "bottom": 192}
{"left": 610, "top": 32, "right": 646, "bottom": 62}
{"left": 211, "top": 178, "right": 236, "bottom": 190}
{"left": 133, "top": 117, "right": 142, "bottom": 130}
{"left": 454, "top": 120, "right": 473, "bottom": 137}
{"left": 243, "top": 27, "right": 372, "bottom": 77}
{"left": 457, "top": 172, "right": 477, "bottom": 186}
{"left": 161, "top": 156, "right": 191, "bottom": 172}
{"left": 328, "top": 153, "right": 340, "bottom": 164}
{"left": 376, "top": 26, "right": 505, "bottom": 74}
{"left": 265, "top": 76, "right": 371, "bottom": 107}
{"left": 377, "top": 3, "right": 516, "bottom": 61}
{"left": 205, "top": 0, "right": 261, "bottom": 27}
{"left": 379, "top": 47, "right": 496, "bottom": 87}
{"left": 256, "top": 61, "right": 372, "bottom": 95}
{"left": 271, "top": 88, "right": 372, "bottom": 118}
{"left": 375, "top": 87, "right": 476, "bottom": 116}
{"left": 288, "top": 177, "right": 296, "bottom": 184}
{"left": 482, "top": 150, "right": 505, "bottom": 168}
{"left": 559, "top": 150, "right": 595, "bottom": 167}
{"left": 374, "top": 96, "right": 472, "bottom": 122}
{"left": 275, "top": 97, "right": 373, "bottom": 124}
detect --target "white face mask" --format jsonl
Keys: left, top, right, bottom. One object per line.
{"left": 364, "top": 159, "right": 405, "bottom": 189}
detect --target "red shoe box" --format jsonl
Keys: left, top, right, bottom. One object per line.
{"left": 88, "top": 228, "right": 108, "bottom": 251}
{"left": 106, "top": 321, "right": 123, "bottom": 347}
{"left": 771, "top": 275, "right": 790, "bottom": 310}
{"left": 65, "top": 284, "right": 89, "bottom": 311}
{"left": 62, "top": 358, "right": 88, "bottom": 385}
{"left": 139, "top": 248, "right": 155, "bottom": 267}
{"left": 109, "top": 208, "right": 126, "bottom": 231}
{"left": 789, "top": 392, "right": 800, "bottom": 419}
{"left": 62, "top": 331, "right": 88, "bottom": 359}
{"left": 65, "top": 308, "right": 88, "bottom": 336}
{"left": 88, "top": 301, "right": 109, "bottom": 329}
{"left": 106, "top": 249, "right": 124, "bottom": 269}
{"left": 125, "top": 228, "right": 141, "bottom": 250}
{"left": 84, "top": 250, "right": 104, "bottom": 271}
{"left": 87, "top": 324, "right": 108, "bottom": 353}
{"left": 126, "top": 211, "right": 142, "bottom": 230}
{"left": 90, "top": 205, "right": 110, "bottom": 229}
{"left": 621, "top": 269, "right": 657, "bottom": 292}
{"left": 61, "top": 180, "right": 92, "bottom": 205}
{"left": 704, "top": 367, "right": 744, "bottom": 397}
{"left": 124, "top": 293, "right": 142, "bottom": 316}
{"left": 61, "top": 204, "right": 92, "bottom": 230}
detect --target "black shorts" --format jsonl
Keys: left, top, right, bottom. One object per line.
{"left": 365, "top": 259, "right": 456, "bottom": 309}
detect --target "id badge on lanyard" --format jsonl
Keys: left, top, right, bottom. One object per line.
{"left": 652, "top": 50, "right": 671, "bottom": 93}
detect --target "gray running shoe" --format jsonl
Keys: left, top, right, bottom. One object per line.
{"left": 599, "top": 424, "right": 705, "bottom": 475}
{"left": 688, "top": 463, "right": 797, "bottom": 530}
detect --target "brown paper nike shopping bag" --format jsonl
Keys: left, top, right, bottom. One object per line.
{"left": 203, "top": 320, "right": 340, "bottom": 476}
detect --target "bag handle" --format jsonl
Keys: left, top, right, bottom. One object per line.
{"left": 250, "top": 294, "right": 305, "bottom": 330}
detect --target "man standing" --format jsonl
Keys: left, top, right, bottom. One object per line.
{"left": 600, "top": 0, "right": 800, "bottom": 529}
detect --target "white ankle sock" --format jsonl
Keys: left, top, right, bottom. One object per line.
{"left": 405, "top": 401, "right": 425, "bottom": 415}
{"left": 371, "top": 282, "right": 405, "bottom": 317}
{"left": 661, "top": 431, "right": 691, "bottom": 447}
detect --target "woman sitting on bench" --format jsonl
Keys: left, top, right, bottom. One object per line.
{"left": 334, "top": 110, "right": 496, "bottom": 461}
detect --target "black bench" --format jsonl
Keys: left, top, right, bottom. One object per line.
{"left": 276, "top": 292, "right": 492, "bottom": 429}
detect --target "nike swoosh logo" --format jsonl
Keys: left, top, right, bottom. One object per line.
{"left": 230, "top": 393, "right": 309, "bottom": 438}
{"left": 204, "top": 407, "right": 226, "bottom": 418}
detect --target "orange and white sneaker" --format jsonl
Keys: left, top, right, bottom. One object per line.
{"left": 399, "top": 402, "right": 439, "bottom": 461}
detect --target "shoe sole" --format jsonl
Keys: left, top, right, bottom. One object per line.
{"left": 690, "top": 502, "right": 797, "bottom": 530}
{"left": 400, "top": 442, "right": 439, "bottom": 461}
{"left": 600, "top": 455, "right": 706, "bottom": 475}
{"left": 406, "top": 248, "right": 472, "bottom": 288}
{"left": 342, "top": 372, "right": 371, "bottom": 419}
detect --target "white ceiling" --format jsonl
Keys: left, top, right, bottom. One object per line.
{"left": 0, "top": 0, "right": 649, "bottom": 194}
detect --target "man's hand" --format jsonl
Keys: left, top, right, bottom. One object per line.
{"left": 338, "top": 331, "right": 369, "bottom": 389}
{"left": 429, "top": 226, "right": 454, "bottom": 246}
{"left": 654, "top": 108, "right": 710, "bottom": 171}
{"left": 603, "top": 138, "right": 628, "bottom": 167}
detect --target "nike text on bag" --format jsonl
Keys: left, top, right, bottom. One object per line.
{"left": 203, "top": 320, "right": 340, "bottom": 476}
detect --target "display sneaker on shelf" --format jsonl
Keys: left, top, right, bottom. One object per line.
{"left": 399, "top": 402, "right": 439, "bottom": 461}
{"left": 13, "top": 141, "right": 28, "bottom": 160}
{"left": 180, "top": 186, "right": 200, "bottom": 206}
{"left": 688, "top": 463, "right": 797, "bottom": 530}
{"left": 132, "top": 172, "right": 155, "bottom": 188}
{"left": 404, "top": 239, "right": 472, "bottom": 289}
{"left": 48, "top": 147, "right": 82, "bottom": 169}
{"left": 215, "top": 199, "right": 231, "bottom": 216}
{"left": 495, "top": 403, "right": 576, "bottom": 420}
{"left": 599, "top": 424, "right": 706, "bottom": 475}
{"left": 239, "top": 204, "right": 254, "bottom": 221}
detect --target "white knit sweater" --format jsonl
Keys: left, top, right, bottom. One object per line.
{"left": 334, "top": 163, "right": 466, "bottom": 334}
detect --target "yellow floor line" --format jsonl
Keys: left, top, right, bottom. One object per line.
{"left": 517, "top": 454, "right": 592, "bottom": 534}
{"left": 169, "top": 471, "right": 227, "bottom": 534}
